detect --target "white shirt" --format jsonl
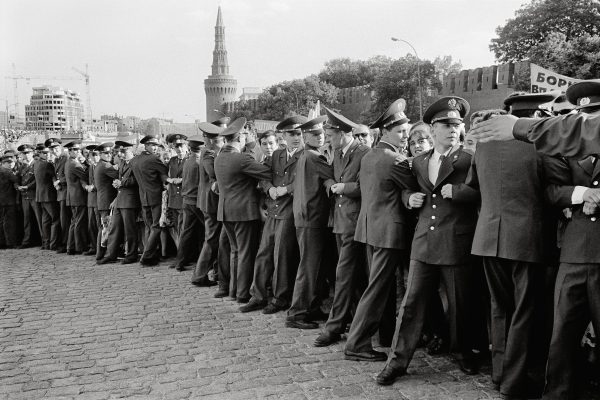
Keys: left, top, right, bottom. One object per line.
{"left": 428, "top": 148, "right": 452, "bottom": 185}
{"left": 341, "top": 140, "right": 353, "bottom": 158}
{"left": 286, "top": 147, "right": 298, "bottom": 161}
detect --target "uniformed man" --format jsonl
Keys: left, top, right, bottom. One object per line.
{"left": 16, "top": 144, "right": 42, "bottom": 248}
{"left": 93, "top": 142, "right": 118, "bottom": 261}
{"left": 170, "top": 135, "right": 206, "bottom": 272}
{"left": 192, "top": 122, "right": 230, "bottom": 290}
{"left": 238, "top": 115, "right": 306, "bottom": 313}
{"left": 344, "top": 99, "right": 416, "bottom": 360}
{"left": 83, "top": 145, "right": 100, "bottom": 256}
{"left": 258, "top": 130, "right": 278, "bottom": 162}
{"left": 314, "top": 107, "right": 370, "bottom": 345}
{"left": 130, "top": 134, "right": 168, "bottom": 266}
{"left": 0, "top": 155, "right": 18, "bottom": 249}
{"left": 97, "top": 142, "right": 140, "bottom": 264}
{"left": 212, "top": 116, "right": 230, "bottom": 128}
{"left": 214, "top": 117, "right": 272, "bottom": 302}
{"left": 165, "top": 134, "right": 187, "bottom": 248}
{"left": 46, "top": 138, "right": 70, "bottom": 253}
{"left": 34, "top": 146, "right": 60, "bottom": 250}
{"left": 63, "top": 141, "right": 89, "bottom": 254}
{"left": 285, "top": 115, "right": 336, "bottom": 329}
{"left": 540, "top": 80, "right": 600, "bottom": 400}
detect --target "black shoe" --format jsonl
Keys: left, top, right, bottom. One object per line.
{"left": 56, "top": 247, "right": 67, "bottom": 254}
{"left": 236, "top": 297, "right": 250, "bottom": 304}
{"left": 458, "top": 358, "right": 480, "bottom": 375}
{"left": 140, "top": 257, "right": 159, "bottom": 266}
{"left": 426, "top": 335, "right": 448, "bottom": 355}
{"left": 67, "top": 250, "right": 81, "bottom": 255}
{"left": 285, "top": 320, "right": 319, "bottom": 330}
{"left": 168, "top": 264, "right": 177, "bottom": 269}
{"left": 192, "top": 277, "right": 218, "bottom": 287}
{"left": 307, "top": 309, "right": 329, "bottom": 322}
{"left": 97, "top": 257, "right": 118, "bottom": 265}
{"left": 176, "top": 265, "right": 187, "bottom": 272}
{"left": 18, "top": 243, "right": 33, "bottom": 249}
{"left": 121, "top": 257, "right": 138, "bottom": 264}
{"left": 83, "top": 249, "right": 96, "bottom": 256}
{"left": 314, "top": 331, "right": 342, "bottom": 347}
{"left": 239, "top": 301, "right": 266, "bottom": 313}
{"left": 262, "top": 303, "right": 286, "bottom": 314}
{"left": 344, "top": 349, "right": 387, "bottom": 362}
{"left": 214, "top": 288, "right": 229, "bottom": 298}
{"left": 376, "top": 365, "right": 406, "bottom": 385}
{"left": 96, "top": 247, "right": 106, "bottom": 261}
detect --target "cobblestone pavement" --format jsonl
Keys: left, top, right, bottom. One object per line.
{"left": 0, "top": 248, "right": 596, "bottom": 400}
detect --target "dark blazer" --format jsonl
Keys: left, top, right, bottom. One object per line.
{"left": 94, "top": 160, "right": 118, "bottom": 211}
{"left": 115, "top": 160, "right": 140, "bottom": 209}
{"left": 64, "top": 158, "right": 89, "bottom": 207}
{"left": 354, "top": 141, "right": 416, "bottom": 249}
{"left": 54, "top": 154, "right": 67, "bottom": 201}
{"left": 197, "top": 148, "right": 218, "bottom": 214}
{"left": 34, "top": 160, "right": 57, "bottom": 203}
{"left": 261, "top": 147, "right": 303, "bottom": 220}
{"left": 167, "top": 155, "right": 185, "bottom": 209}
{"left": 513, "top": 111, "right": 600, "bottom": 158}
{"left": 87, "top": 163, "right": 97, "bottom": 208}
{"left": 130, "top": 152, "right": 168, "bottom": 207}
{"left": 215, "top": 145, "right": 272, "bottom": 222}
{"left": 543, "top": 154, "right": 600, "bottom": 263}
{"left": 180, "top": 153, "right": 200, "bottom": 206}
{"left": 402, "top": 146, "right": 478, "bottom": 265}
{"left": 18, "top": 160, "right": 37, "bottom": 201}
{"left": 293, "top": 147, "right": 335, "bottom": 228}
{"left": 324, "top": 139, "right": 370, "bottom": 234}
{"left": 464, "top": 140, "right": 546, "bottom": 263}
{"left": 0, "top": 167, "right": 18, "bottom": 206}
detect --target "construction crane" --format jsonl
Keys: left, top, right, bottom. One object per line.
{"left": 72, "top": 64, "right": 92, "bottom": 126}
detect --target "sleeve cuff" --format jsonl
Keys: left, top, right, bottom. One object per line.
{"left": 513, "top": 118, "right": 536, "bottom": 143}
{"left": 571, "top": 186, "right": 588, "bottom": 204}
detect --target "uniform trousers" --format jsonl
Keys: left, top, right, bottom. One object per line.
{"left": 249, "top": 217, "right": 299, "bottom": 306}
{"left": 40, "top": 201, "right": 60, "bottom": 250}
{"left": 483, "top": 258, "right": 537, "bottom": 395}
{"left": 58, "top": 199, "right": 71, "bottom": 248}
{"left": 173, "top": 203, "right": 204, "bottom": 268}
{"left": 345, "top": 245, "right": 400, "bottom": 353}
{"left": 0, "top": 205, "right": 17, "bottom": 247}
{"left": 223, "top": 220, "right": 260, "bottom": 301}
{"left": 192, "top": 212, "right": 230, "bottom": 286}
{"left": 324, "top": 232, "right": 368, "bottom": 334}
{"left": 96, "top": 209, "right": 111, "bottom": 259}
{"left": 21, "top": 198, "right": 41, "bottom": 246}
{"left": 105, "top": 208, "right": 138, "bottom": 260}
{"left": 287, "top": 227, "right": 326, "bottom": 322}
{"left": 67, "top": 206, "right": 87, "bottom": 252}
{"left": 543, "top": 263, "right": 600, "bottom": 400}
{"left": 167, "top": 207, "right": 183, "bottom": 247}
{"left": 140, "top": 204, "right": 162, "bottom": 262}
{"left": 87, "top": 207, "right": 99, "bottom": 252}
{"left": 386, "top": 260, "right": 480, "bottom": 370}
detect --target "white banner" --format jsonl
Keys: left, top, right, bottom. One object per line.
{"left": 530, "top": 63, "right": 582, "bottom": 93}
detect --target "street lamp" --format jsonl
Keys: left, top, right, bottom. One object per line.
{"left": 391, "top": 37, "right": 423, "bottom": 120}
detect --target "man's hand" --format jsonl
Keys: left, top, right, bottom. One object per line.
{"left": 112, "top": 179, "right": 121, "bottom": 189}
{"left": 583, "top": 201, "right": 598, "bottom": 215}
{"left": 468, "top": 115, "right": 519, "bottom": 143}
{"left": 331, "top": 183, "right": 345, "bottom": 194}
{"left": 268, "top": 187, "right": 278, "bottom": 200}
{"left": 582, "top": 188, "right": 600, "bottom": 205}
{"left": 275, "top": 186, "right": 288, "bottom": 197}
{"left": 441, "top": 184, "right": 453, "bottom": 199}
{"left": 408, "top": 192, "right": 426, "bottom": 209}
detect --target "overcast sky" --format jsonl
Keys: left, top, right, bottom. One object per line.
{"left": 1, "top": 0, "right": 526, "bottom": 122}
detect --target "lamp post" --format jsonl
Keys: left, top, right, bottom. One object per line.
{"left": 391, "top": 37, "right": 423, "bottom": 120}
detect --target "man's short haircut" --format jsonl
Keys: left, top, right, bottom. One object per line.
{"left": 259, "top": 130, "right": 276, "bottom": 144}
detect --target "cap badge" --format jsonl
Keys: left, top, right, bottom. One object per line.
{"left": 447, "top": 111, "right": 458, "bottom": 118}
{"left": 175, "top": 135, "right": 180, "bottom": 140}
{"left": 448, "top": 98, "right": 458, "bottom": 109}
{"left": 580, "top": 97, "right": 590, "bottom": 106}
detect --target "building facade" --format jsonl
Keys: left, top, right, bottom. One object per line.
{"left": 204, "top": 6, "right": 237, "bottom": 122}
{"left": 25, "top": 86, "right": 84, "bottom": 131}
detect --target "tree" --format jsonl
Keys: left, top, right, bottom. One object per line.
{"left": 318, "top": 56, "right": 394, "bottom": 88}
{"left": 433, "top": 55, "right": 462, "bottom": 79}
{"left": 490, "top": 0, "right": 600, "bottom": 62}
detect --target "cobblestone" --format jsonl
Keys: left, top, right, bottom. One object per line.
{"left": 1, "top": 248, "right": 598, "bottom": 399}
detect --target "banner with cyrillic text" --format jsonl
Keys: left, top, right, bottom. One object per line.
{"left": 530, "top": 63, "right": 582, "bottom": 93}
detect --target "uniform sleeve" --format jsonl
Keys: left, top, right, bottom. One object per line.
{"left": 513, "top": 113, "right": 600, "bottom": 158}
{"left": 203, "top": 151, "right": 217, "bottom": 183}
{"left": 451, "top": 153, "right": 480, "bottom": 203}
{"left": 241, "top": 154, "right": 272, "bottom": 181}
{"left": 542, "top": 156, "right": 576, "bottom": 209}
{"left": 314, "top": 154, "right": 335, "bottom": 189}
{"left": 73, "top": 164, "right": 89, "bottom": 186}
{"left": 390, "top": 156, "right": 418, "bottom": 191}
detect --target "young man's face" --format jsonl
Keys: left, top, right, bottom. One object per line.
{"left": 283, "top": 131, "right": 302, "bottom": 150}
{"left": 432, "top": 122, "right": 461, "bottom": 149}
{"left": 51, "top": 146, "right": 62, "bottom": 157}
{"left": 304, "top": 131, "right": 324, "bottom": 148}
{"left": 23, "top": 151, "right": 34, "bottom": 162}
{"left": 1, "top": 160, "right": 15, "bottom": 170}
{"left": 145, "top": 143, "right": 159, "bottom": 155}
{"left": 260, "top": 135, "right": 278, "bottom": 158}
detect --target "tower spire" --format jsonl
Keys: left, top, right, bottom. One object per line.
{"left": 211, "top": 5, "right": 229, "bottom": 76}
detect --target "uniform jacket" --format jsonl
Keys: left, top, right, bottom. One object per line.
{"left": 65, "top": 158, "right": 89, "bottom": 207}
{"left": 87, "top": 163, "right": 97, "bottom": 208}
{"left": 324, "top": 139, "right": 370, "bottom": 234}
{"left": 402, "top": 146, "right": 478, "bottom": 265}
{"left": 18, "top": 160, "right": 37, "bottom": 201}
{"left": 243, "top": 140, "right": 264, "bottom": 162}
{"left": 115, "top": 160, "right": 140, "bottom": 209}
{"left": 0, "top": 167, "right": 18, "bottom": 206}
{"left": 354, "top": 141, "right": 416, "bottom": 249}
{"left": 130, "top": 151, "right": 168, "bottom": 207}
{"left": 34, "top": 160, "right": 57, "bottom": 203}
{"left": 197, "top": 148, "right": 218, "bottom": 214}
{"left": 54, "top": 154, "right": 67, "bottom": 201}
{"left": 167, "top": 155, "right": 185, "bottom": 209}
{"left": 292, "top": 147, "right": 335, "bottom": 228}
{"left": 543, "top": 154, "right": 600, "bottom": 263}
{"left": 463, "top": 140, "right": 546, "bottom": 263}
{"left": 94, "top": 160, "right": 118, "bottom": 211}
{"left": 260, "top": 147, "right": 303, "bottom": 220}
{"left": 215, "top": 145, "right": 272, "bottom": 222}
{"left": 180, "top": 153, "right": 200, "bottom": 206}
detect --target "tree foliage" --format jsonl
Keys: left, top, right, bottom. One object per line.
{"left": 318, "top": 56, "right": 394, "bottom": 88}
{"left": 490, "top": 0, "right": 600, "bottom": 62}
